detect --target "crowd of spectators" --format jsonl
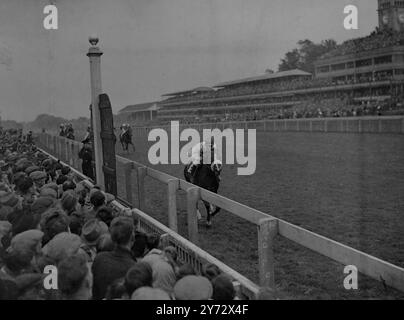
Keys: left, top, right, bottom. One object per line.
{"left": 320, "top": 28, "right": 404, "bottom": 60}
{"left": 163, "top": 78, "right": 338, "bottom": 103}
{"left": 0, "top": 128, "right": 274, "bottom": 300}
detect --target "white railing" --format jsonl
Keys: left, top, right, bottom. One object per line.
{"left": 127, "top": 115, "right": 404, "bottom": 136}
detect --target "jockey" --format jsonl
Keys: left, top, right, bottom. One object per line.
{"left": 187, "top": 137, "right": 220, "bottom": 183}
{"left": 122, "top": 123, "right": 132, "bottom": 136}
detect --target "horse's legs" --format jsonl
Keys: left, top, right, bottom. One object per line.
{"left": 204, "top": 201, "right": 212, "bottom": 227}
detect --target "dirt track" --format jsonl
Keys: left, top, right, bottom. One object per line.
{"left": 115, "top": 131, "right": 404, "bottom": 299}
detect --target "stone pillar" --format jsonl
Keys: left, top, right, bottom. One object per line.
{"left": 87, "top": 36, "right": 105, "bottom": 189}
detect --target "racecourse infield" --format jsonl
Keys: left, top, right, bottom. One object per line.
{"left": 114, "top": 131, "right": 404, "bottom": 299}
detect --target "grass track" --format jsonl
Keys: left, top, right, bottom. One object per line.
{"left": 115, "top": 131, "right": 404, "bottom": 299}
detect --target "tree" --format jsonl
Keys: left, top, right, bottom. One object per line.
{"left": 278, "top": 39, "right": 337, "bottom": 74}
{"left": 278, "top": 49, "right": 301, "bottom": 72}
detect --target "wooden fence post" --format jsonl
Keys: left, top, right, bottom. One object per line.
{"left": 167, "top": 179, "right": 179, "bottom": 232}
{"left": 68, "top": 140, "right": 72, "bottom": 164}
{"left": 53, "top": 136, "right": 57, "bottom": 154}
{"left": 65, "top": 140, "right": 70, "bottom": 164}
{"left": 123, "top": 162, "right": 134, "bottom": 205}
{"left": 58, "top": 138, "right": 63, "bottom": 160}
{"left": 186, "top": 187, "right": 200, "bottom": 244}
{"left": 137, "top": 166, "right": 147, "bottom": 211}
{"left": 74, "top": 142, "right": 81, "bottom": 171}
{"left": 258, "top": 218, "right": 277, "bottom": 289}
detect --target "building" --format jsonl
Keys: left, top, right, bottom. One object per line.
{"left": 117, "top": 102, "right": 160, "bottom": 124}
{"left": 378, "top": 0, "right": 404, "bottom": 32}
{"left": 314, "top": 0, "right": 404, "bottom": 83}
{"left": 128, "top": 0, "right": 404, "bottom": 124}
{"left": 158, "top": 70, "right": 313, "bottom": 122}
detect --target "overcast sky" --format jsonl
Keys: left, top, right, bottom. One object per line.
{"left": 0, "top": 0, "right": 377, "bottom": 122}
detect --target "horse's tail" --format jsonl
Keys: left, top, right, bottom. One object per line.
{"left": 184, "top": 163, "right": 191, "bottom": 182}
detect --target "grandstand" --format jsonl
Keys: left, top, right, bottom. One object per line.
{"left": 117, "top": 0, "right": 404, "bottom": 125}
{"left": 116, "top": 102, "right": 160, "bottom": 124}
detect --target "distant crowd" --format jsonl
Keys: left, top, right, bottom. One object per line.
{"left": 320, "top": 28, "right": 404, "bottom": 60}
{"left": 0, "top": 127, "right": 273, "bottom": 300}
{"left": 59, "top": 123, "right": 75, "bottom": 140}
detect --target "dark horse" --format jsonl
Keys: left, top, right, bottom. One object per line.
{"left": 184, "top": 160, "right": 222, "bottom": 227}
{"left": 119, "top": 129, "right": 135, "bottom": 153}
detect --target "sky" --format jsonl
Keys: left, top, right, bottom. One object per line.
{"left": 0, "top": 0, "right": 378, "bottom": 122}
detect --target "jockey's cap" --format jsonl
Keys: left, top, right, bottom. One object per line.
{"left": 211, "top": 159, "right": 222, "bottom": 171}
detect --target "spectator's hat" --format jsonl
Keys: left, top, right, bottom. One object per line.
{"left": 42, "top": 232, "right": 82, "bottom": 263}
{"left": 81, "top": 219, "right": 108, "bottom": 245}
{"left": 173, "top": 276, "right": 213, "bottom": 300}
{"left": 10, "top": 230, "right": 44, "bottom": 260}
{"left": 40, "top": 209, "right": 70, "bottom": 239}
{"left": 15, "top": 158, "right": 29, "bottom": 167}
{"left": 131, "top": 287, "right": 171, "bottom": 300}
{"left": 0, "top": 190, "right": 19, "bottom": 207}
{"left": 29, "top": 171, "right": 47, "bottom": 182}
{"left": 61, "top": 190, "right": 77, "bottom": 210}
{"left": 42, "top": 183, "right": 58, "bottom": 193}
{"left": 40, "top": 187, "right": 58, "bottom": 199}
{"left": 31, "top": 197, "right": 55, "bottom": 216}
{"left": 25, "top": 166, "right": 40, "bottom": 176}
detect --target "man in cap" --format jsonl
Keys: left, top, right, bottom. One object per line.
{"left": 80, "top": 219, "right": 108, "bottom": 264}
{"left": 29, "top": 171, "right": 47, "bottom": 195}
{"left": 91, "top": 217, "right": 135, "bottom": 299}
{"left": 58, "top": 254, "right": 93, "bottom": 300}
{"left": 173, "top": 275, "right": 213, "bottom": 300}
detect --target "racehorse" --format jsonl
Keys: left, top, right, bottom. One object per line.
{"left": 119, "top": 128, "right": 135, "bottom": 153}
{"left": 184, "top": 160, "right": 222, "bottom": 227}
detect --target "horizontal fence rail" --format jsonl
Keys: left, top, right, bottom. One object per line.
{"left": 36, "top": 133, "right": 404, "bottom": 294}
{"left": 127, "top": 116, "right": 404, "bottom": 135}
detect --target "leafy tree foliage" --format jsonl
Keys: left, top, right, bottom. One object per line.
{"left": 278, "top": 39, "right": 337, "bottom": 73}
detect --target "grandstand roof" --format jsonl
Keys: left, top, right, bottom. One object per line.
{"left": 214, "top": 69, "right": 312, "bottom": 87}
{"left": 162, "top": 86, "right": 214, "bottom": 97}
{"left": 119, "top": 102, "right": 160, "bottom": 114}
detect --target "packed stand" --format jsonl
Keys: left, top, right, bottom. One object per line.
{"left": 320, "top": 28, "right": 404, "bottom": 60}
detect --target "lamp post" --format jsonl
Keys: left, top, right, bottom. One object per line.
{"left": 87, "top": 35, "right": 104, "bottom": 189}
